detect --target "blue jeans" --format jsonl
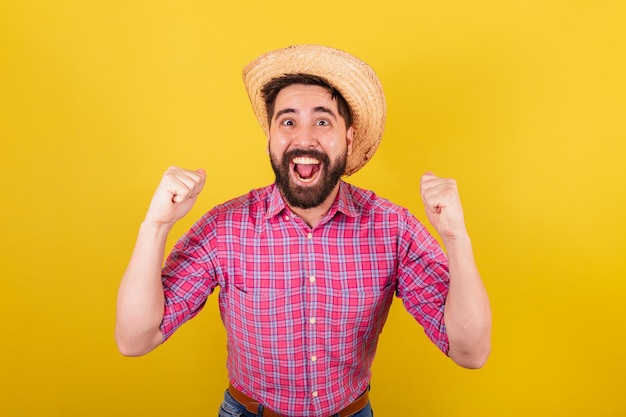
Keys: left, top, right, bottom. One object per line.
{"left": 218, "top": 389, "right": 374, "bottom": 417}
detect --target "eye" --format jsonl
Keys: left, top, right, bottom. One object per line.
{"left": 315, "top": 119, "right": 330, "bottom": 126}
{"left": 281, "top": 119, "right": 295, "bottom": 126}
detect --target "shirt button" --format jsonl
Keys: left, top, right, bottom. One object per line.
{"left": 309, "top": 276, "right": 316, "bottom": 283}
{"left": 284, "top": 215, "right": 290, "bottom": 221}
{"left": 311, "top": 355, "right": 317, "bottom": 362}
{"left": 309, "top": 317, "right": 316, "bottom": 324}
{"left": 307, "top": 232, "right": 312, "bottom": 239}
{"left": 312, "top": 391, "right": 319, "bottom": 398}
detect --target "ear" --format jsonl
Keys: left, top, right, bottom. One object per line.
{"left": 266, "top": 133, "right": 271, "bottom": 154}
{"left": 346, "top": 126, "right": 355, "bottom": 155}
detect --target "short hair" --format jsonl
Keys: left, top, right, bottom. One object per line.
{"left": 260, "top": 73, "right": 353, "bottom": 128}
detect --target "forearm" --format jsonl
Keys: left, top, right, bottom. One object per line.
{"left": 442, "top": 233, "right": 492, "bottom": 368}
{"left": 115, "top": 221, "right": 171, "bottom": 356}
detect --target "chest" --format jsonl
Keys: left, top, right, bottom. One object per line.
{"left": 220, "top": 219, "right": 398, "bottom": 293}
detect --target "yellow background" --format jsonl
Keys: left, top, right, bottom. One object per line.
{"left": 1, "top": 1, "right": 625, "bottom": 416}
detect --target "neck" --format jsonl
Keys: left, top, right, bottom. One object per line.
{"left": 287, "top": 184, "right": 341, "bottom": 229}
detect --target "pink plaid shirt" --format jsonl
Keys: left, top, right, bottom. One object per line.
{"left": 161, "top": 181, "right": 449, "bottom": 417}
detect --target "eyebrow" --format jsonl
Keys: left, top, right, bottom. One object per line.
{"left": 274, "top": 108, "right": 296, "bottom": 121}
{"left": 273, "top": 106, "right": 337, "bottom": 122}
{"left": 313, "top": 106, "right": 336, "bottom": 117}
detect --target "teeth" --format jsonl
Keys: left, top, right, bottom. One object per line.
{"left": 292, "top": 157, "right": 320, "bottom": 165}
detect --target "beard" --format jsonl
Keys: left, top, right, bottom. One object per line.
{"left": 270, "top": 148, "right": 347, "bottom": 209}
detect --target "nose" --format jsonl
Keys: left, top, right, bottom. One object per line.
{"left": 292, "top": 125, "right": 318, "bottom": 149}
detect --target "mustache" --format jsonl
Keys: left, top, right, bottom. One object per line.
{"left": 282, "top": 149, "right": 330, "bottom": 165}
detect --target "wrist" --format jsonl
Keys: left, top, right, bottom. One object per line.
{"left": 139, "top": 219, "right": 175, "bottom": 237}
{"left": 441, "top": 231, "right": 472, "bottom": 253}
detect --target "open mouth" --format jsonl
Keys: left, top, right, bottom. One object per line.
{"left": 292, "top": 156, "right": 322, "bottom": 183}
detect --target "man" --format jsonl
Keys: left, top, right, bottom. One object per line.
{"left": 116, "top": 45, "right": 491, "bottom": 417}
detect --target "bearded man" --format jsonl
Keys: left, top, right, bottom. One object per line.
{"left": 115, "top": 45, "right": 491, "bottom": 417}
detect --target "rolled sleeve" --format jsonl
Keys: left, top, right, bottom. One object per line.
{"left": 395, "top": 212, "right": 450, "bottom": 354}
{"left": 160, "top": 218, "right": 219, "bottom": 340}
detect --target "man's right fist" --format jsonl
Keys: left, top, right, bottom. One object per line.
{"left": 144, "top": 166, "right": 206, "bottom": 226}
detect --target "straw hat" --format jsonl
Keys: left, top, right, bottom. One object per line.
{"left": 242, "top": 44, "right": 386, "bottom": 176}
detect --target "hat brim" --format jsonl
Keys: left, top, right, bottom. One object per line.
{"left": 242, "top": 44, "right": 386, "bottom": 176}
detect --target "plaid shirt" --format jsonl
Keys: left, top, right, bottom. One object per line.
{"left": 161, "top": 181, "right": 449, "bottom": 417}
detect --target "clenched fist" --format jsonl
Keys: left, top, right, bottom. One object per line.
{"left": 144, "top": 166, "right": 206, "bottom": 226}
{"left": 420, "top": 172, "right": 468, "bottom": 241}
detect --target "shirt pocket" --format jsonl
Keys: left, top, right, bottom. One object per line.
{"left": 324, "top": 285, "right": 394, "bottom": 367}
{"left": 226, "top": 285, "right": 305, "bottom": 363}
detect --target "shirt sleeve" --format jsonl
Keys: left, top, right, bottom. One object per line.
{"left": 395, "top": 210, "right": 450, "bottom": 354}
{"left": 160, "top": 214, "right": 220, "bottom": 341}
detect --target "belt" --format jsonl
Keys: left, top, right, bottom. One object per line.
{"left": 228, "top": 383, "right": 369, "bottom": 417}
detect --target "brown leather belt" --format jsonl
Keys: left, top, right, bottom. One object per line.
{"left": 228, "top": 383, "right": 369, "bottom": 417}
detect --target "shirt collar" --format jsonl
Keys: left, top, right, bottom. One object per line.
{"left": 265, "top": 181, "right": 360, "bottom": 221}
{"left": 265, "top": 184, "right": 288, "bottom": 219}
{"left": 330, "top": 181, "right": 359, "bottom": 219}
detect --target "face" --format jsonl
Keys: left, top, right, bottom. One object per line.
{"left": 268, "top": 84, "right": 354, "bottom": 209}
